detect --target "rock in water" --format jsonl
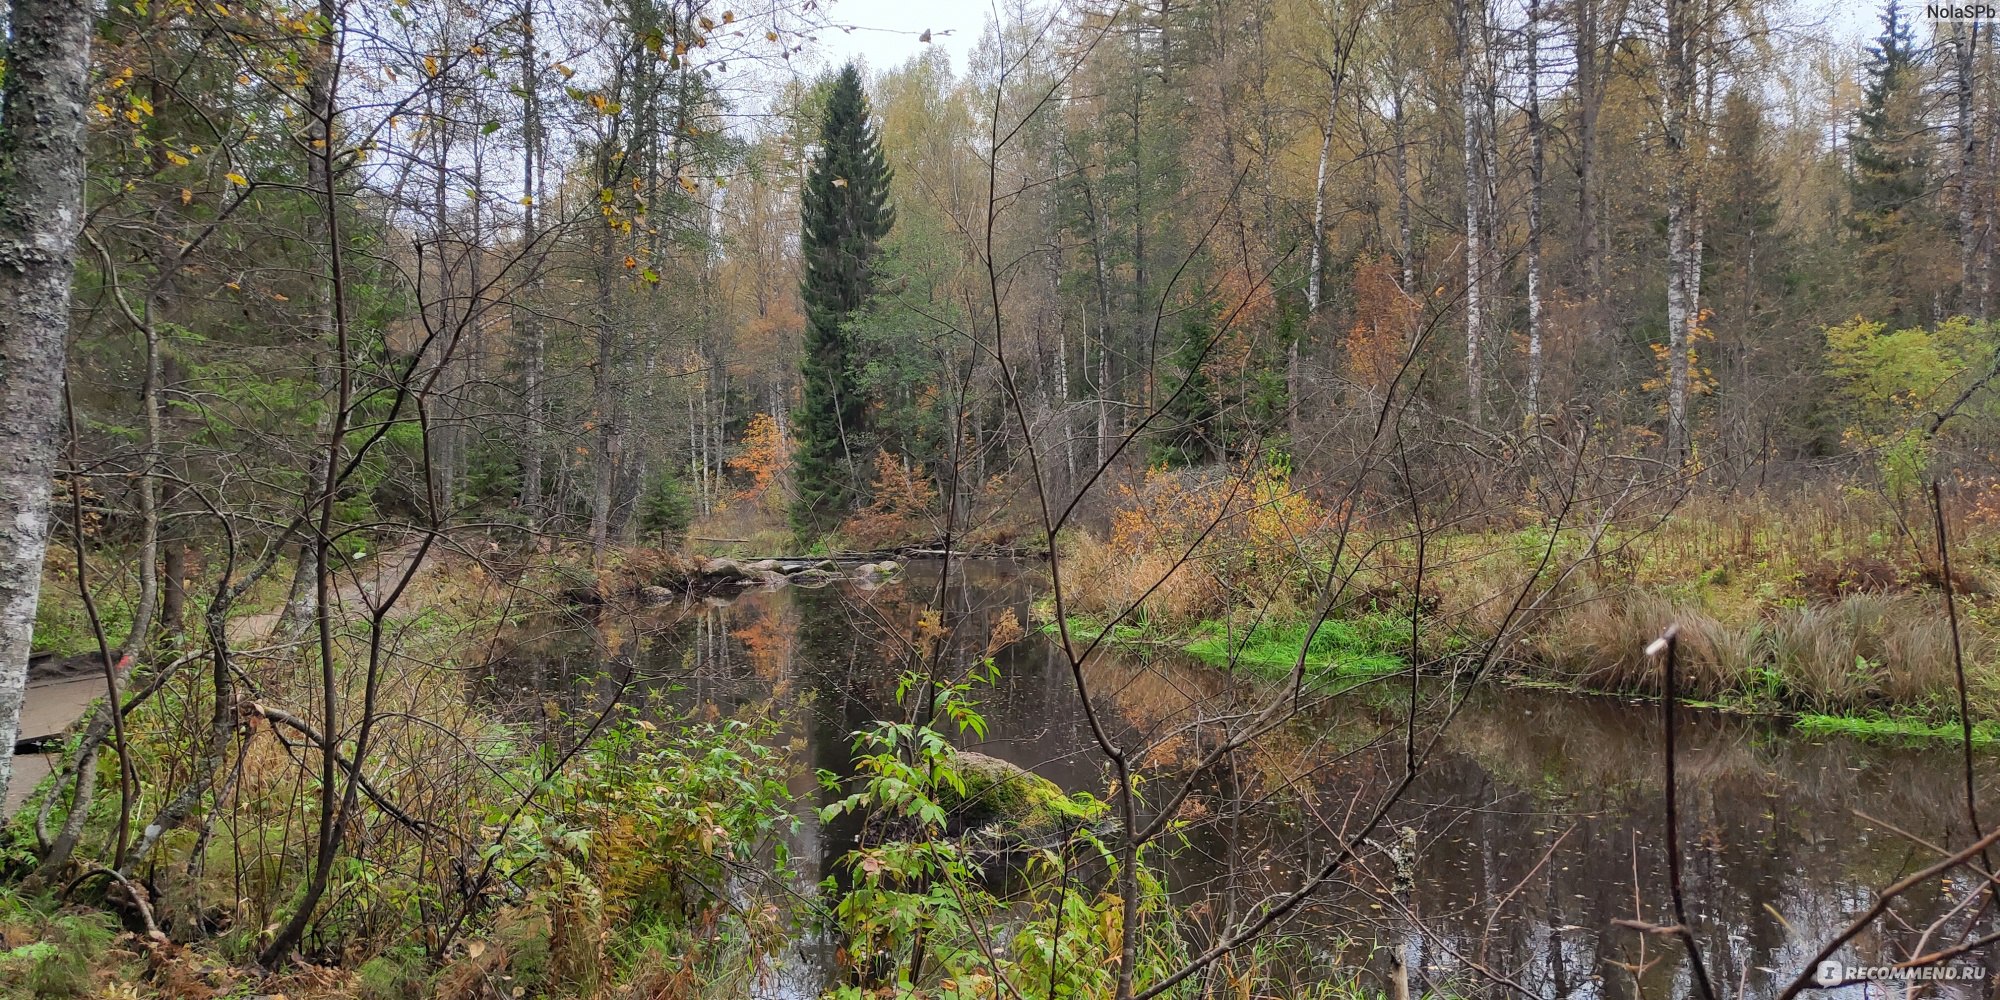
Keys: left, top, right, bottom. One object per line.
{"left": 942, "top": 750, "right": 1106, "bottom": 836}
{"left": 700, "top": 557, "right": 753, "bottom": 581}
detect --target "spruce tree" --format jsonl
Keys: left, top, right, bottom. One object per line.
{"left": 1848, "top": 0, "right": 1933, "bottom": 326}
{"left": 793, "top": 64, "right": 895, "bottom": 537}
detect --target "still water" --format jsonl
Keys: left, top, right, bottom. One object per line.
{"left": 495, "top": 560, "right": 1999, "bottom": 999}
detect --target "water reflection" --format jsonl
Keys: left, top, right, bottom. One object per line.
{"left": 491, "top": 561, "right": 2000, "bottom": 999}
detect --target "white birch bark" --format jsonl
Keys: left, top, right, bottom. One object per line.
{"left": 1526, "top": 0, "right": 1545, "bottom": 431}
{"left": 1457, "top": 0, "right": 1485, "bottom": 426}
{"left": 0, "top": 0, "right": 93, "bottom": 806}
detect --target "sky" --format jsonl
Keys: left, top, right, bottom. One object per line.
{"left": 803, "top": 0, "right": 995, "bottom": 76}
{"left": 802, "top": 0, "right": 1888, "bottom": 79}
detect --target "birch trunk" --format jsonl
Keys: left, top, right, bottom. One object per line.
{"left": 1307, "top": 75, "right": 1336, "bottom": 316}
{"left": 0, "top": 0, "right": 93, "bottom": 807}
{"left": 1662, "top": 0, "right": 1693, "bottom": 464}
{"left": 1525, "top": 0, "right": 1545, "bottom": 430}
{"left": 1457, "top": 0, "right": 1485, "bottom": 426}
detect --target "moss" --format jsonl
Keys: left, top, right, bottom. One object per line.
{"left": 944, "top": 750, "right": 1107, "bottom": 835}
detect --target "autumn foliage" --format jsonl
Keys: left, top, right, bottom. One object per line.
{"left": 726, "top": 411, "right": 791, "bottom": 507}
{"left": 1345, "top": 254, "right": 1417, "bottom": 393}
{"left": 840, "top": 449, "right": 941, "bottom": 549}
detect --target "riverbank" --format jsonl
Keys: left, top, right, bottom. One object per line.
{"left": 1047, "top": 470, "right": 2000, "bottom": 744}
{"left": 1046, "top": 609, "right": 2000, "bottom": 745}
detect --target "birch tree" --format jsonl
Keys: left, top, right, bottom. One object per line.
{"left": 0, "top": 0, "right": 94, "bottom": 806}
{"left": 1457, "top": 0, "right": 1486, "bottom": 426}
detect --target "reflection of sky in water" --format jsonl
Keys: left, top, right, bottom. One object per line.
{"left": 495, "top": 562, "right": 2000, "bottom": 1000}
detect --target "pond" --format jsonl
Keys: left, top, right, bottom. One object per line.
{"left": 493, "top": 560, "right": 2000, "bottom": 1000}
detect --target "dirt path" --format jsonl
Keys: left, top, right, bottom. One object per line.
{"left": 6, "top": 543, "right": 437, "bottom": 819}
{"left": 226, "top": 543, "right": 432, "bottom": 643}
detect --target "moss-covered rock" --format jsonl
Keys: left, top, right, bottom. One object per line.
{"left": 941, "top": 750, "right": 1107, "bottom": 836}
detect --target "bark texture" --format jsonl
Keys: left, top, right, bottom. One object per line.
{"left": 0, "top": 0, "right": 94, "bottom": 806}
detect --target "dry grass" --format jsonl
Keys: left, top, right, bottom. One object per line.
{"left": 1063, "top": 471, "right": 2000, "bottom": 717}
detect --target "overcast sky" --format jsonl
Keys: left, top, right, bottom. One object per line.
{"left": 801, "top": 0, "right": 1888, "bottom": 81}
{"left": 803, "top": 0, "right": 990, "bottom": 76}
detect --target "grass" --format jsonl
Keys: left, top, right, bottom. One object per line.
{"left": 1042, "top": 611, "right": 1407, "bottom": 682}
{"left": 1183, "top": 616, "right": 1406, "bottom": 679}
{"left": 1793, "top": 713, "right": 2000, "bottom": 746}
{"left": 1055, "top": 468, "right": 2000, "bottom": 724}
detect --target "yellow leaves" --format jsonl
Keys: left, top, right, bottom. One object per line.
{"left": 623, "top": 256, "right": 638, "bottom": 269}
{"left": 423, "top": 54, "right": 440, "bottom": 77}
{"left": 180, "top": 188, "right": 193, "bottom": 205}
{"left": 765, "top": 30, "right": 778, "bottom": 41}
{"left": 722, "top": 10, "right": 735, "bottom": 22}
{"left": 519, "top": 195, "right": 535, "bottom": 206}
{"left": 831, "top": 177, "right": 847, "bottom": 188}
{"left": 271, "top": 292, "right": 289, "bottom": 302}
{"left": 225, "top": 281, "right": 241, "bottom": 291}
{"left": 225, "top": 172, "right": 248, "bottom": 187}
{"left": 554, "top": 62, "right": 575, "bottom": 79}
{"left": 587, "top": 93, "right": 609, "bottom": 113}
{"left": 164, "top": 149, "right": 190, "bottom": 167}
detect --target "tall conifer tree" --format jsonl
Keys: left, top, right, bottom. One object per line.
{"left": 1848, "top": 0, "right": 1933, "bottom": 326}
{"left": 793, "top": 64, "right": 894, "bottom": 537}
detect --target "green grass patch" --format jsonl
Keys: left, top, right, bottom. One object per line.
{"left": 1042, "top": 613, "right": 1409, "bottom": 682}
{"left": 1183, "top": 616, "right": 1405, "bottom": 680}
{"left": 1041, "top": 615, "right": 1159, "bottom": 645}
{"left": 1793, "top": 713, "right": 2000, "bottom": 746}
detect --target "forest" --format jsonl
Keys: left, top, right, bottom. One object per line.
{"left": 3, "top": 0, "right": 2000, "bottom": 995}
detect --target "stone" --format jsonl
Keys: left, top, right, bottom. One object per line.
{"left": 700, "top": 557, "right": 753, "bottom": 581}
{"left": 942, "top": 750, "right": 1106, "bottom": 835}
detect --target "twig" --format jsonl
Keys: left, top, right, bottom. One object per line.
{"left": 1930, "top": 482, "right": 1985, "bottom": 855}
{"left": 1649, "top": 624, "right": 1718, "bottom": 1000}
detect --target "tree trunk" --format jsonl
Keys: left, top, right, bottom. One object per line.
{"left": 1457, "top": 0, "right": 1485, "bottom": 427}
{"left": 1393, "top": 82, "right": 1413, "bottom": 293}
{"left": 1307, "top": 73, "right": 1336, "bottom": 317}
{"left": 518, "top": 0, "right": 546, "bottom": 515}
{"left": 1662, "top": 0, "right": 1693, "bottom": 464}
{"left": 1575, "top": 0, "right": 1605, "bottom": 342}
{"left": 1525, "top": 0, "right": 1545, "bottom": 430}
{"left": 1956, "top": 22, "right": 1983, "bottom": 318}
{"left": 0, "top": 0, "right": 93, "bottom": 808}
{"left": 589, "top": 223, "right": 618, "bottom": 562}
